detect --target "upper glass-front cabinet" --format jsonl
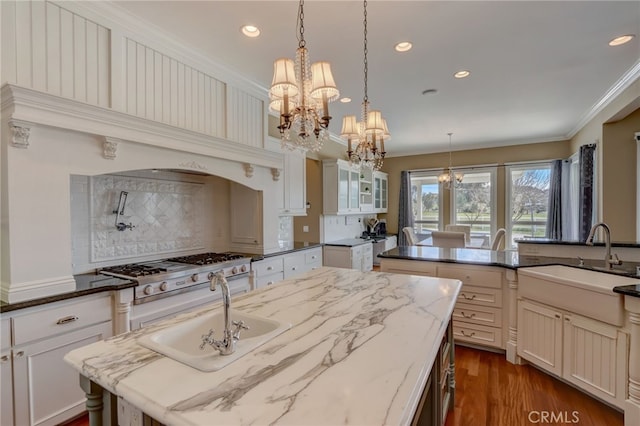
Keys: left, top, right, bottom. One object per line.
{"left": 323, "top": 159, "right": 362, "bottom": 214}
{"left": 373, "top": 171, "right": 388, "bottom": 213}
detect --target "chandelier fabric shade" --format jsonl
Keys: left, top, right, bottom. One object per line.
{"left": 341, "top": 0, "right": 389, "bottom": 171}
{"left": 269, "top": 0, "right": 339, "bottom": 152}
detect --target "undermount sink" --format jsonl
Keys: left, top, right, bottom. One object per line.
{"left": 518, "top": 265, "right": 638, "bottom": 326}
{"left": 138, "top": 309, "right": 291, "bottom": 372}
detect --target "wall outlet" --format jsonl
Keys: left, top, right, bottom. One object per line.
{"left": 303, "top": 225, "right": 309, "bottom": 232}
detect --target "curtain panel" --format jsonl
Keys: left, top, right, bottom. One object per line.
{"left": 398, "top": 171, "right": 414, "bottom": 246}
{"left": 546, "top": 160, "right": 563, "bottom": 239}
{"left": 578, "top": 144, "right": 596, "bottom": 241}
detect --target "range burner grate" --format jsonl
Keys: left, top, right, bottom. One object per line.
{"left": 101, "top": 264, "right": 167, "bottom": 277}
{"left": 167, "top": 252, "right": 245, "bottom": 266}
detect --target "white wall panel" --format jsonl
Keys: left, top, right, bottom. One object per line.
{"left": 227, "top": 86, "right": 263, "bottom": 147}
{"left": 123, "top": 37, "right": 228, "bottom": 139}
{"left": 1, "top": 1, "right": 110, "bottom": 107}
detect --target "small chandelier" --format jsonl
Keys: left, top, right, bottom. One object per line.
{"left": 341, "top": 0, "right": 389, "bottom": 171}
{"left": 438, "top": 132, "right": 464, "bottom": 189}
{"left": 269, "top": 0, "right": 339, "bottom": 152}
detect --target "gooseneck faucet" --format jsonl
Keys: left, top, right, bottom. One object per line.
{"left": 199, "top": 271, "right": 248, "bottom": 355}
{"left": 585, "top": 222, "right": 622, "bottom": 270}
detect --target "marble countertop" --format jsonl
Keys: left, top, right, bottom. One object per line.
{"left": 64, "top": 267, "right": 462, "bottom": 425}
{"left": 0, "top": 273, "right": 136, "bottom": 313}
{"left": 323, "top": 238, "right": 374, "bottom": 247}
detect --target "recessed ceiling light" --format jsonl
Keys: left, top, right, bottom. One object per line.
{"left": 340, "top": 97, "right": 352, "bottom": 103}
{"left": 454, "top": 70, "right": 471, "bottom": 79}
{"left": 609, "top": 34, "right": 635, "bottom": 46}
{"left": 241, "top": 25, "right": 260, "bottom": 38}
{"left": 395, "top": 41, "right": 412, "bottom": 52}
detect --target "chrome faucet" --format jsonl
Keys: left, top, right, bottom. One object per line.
{"left": 199, "top": 271, "right": 248, "bottom": 355}
{"left": 585, "top": 222, "right": 622, "bottom": 270}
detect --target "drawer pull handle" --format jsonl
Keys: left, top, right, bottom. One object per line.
{"left": 460, "top": 331, "right": 476, "bottom": 338}
{"left": 267, "top": 266, "right": 273, "bottom": 271}
{"left": 1, "top": 355, "right": 9, "bottom": 362}
{"left": 56, "top": 315, "right": 79, "bottom": 325}
{"left": 461, "top": 293, "right": 476, "bottom": 300}
{"left": 14, "top": 351, "right": 24, "bottom": 358}
{"left": 460, "top": 312, "right": 476, "bottom": 319}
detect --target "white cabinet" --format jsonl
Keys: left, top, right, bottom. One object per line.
{"left": 1, "top": 317, "right": 14, "bottom": 426}
{"left": 230, "top": 182, "right": 263, "bottom": 250}
{"left": 359, "top": 168, "right": 373, "bottom": 213}
{"left": 323, "top": 243, "right": 373, "bottom": 272}
{"left": 517, "top": 299, "right": 628, "bottom": 409}
{"left": 3, "top": 293, "right": 113, "bottom": 426}
{"left": 252, "top": 247, "right": 323, "bottom": 289}
{"left": 281, "top": 149, "right": 307, "bottom": 216}
{"left": 323, "top": 159, "right": 361, "bottom": 214}
{"left": 373, "top": 171, "right": 388, "bottom": 212}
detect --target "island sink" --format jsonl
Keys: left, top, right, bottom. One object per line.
{"left": 138, "top": 309, "right": 291, "bottom": 371}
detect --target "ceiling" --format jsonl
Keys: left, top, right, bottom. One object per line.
{"left": 111, "top": 1, "right": 640, "bottom": 157}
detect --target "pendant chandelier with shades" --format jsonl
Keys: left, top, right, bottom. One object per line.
{"left": 341, "top": 0, "right": 390, "bottom": 171}
{"left": 438, "top": 132, "right": 464, "bottom": 189}
{"left": 269, "top": 0, "right": 340, "bottom": 152}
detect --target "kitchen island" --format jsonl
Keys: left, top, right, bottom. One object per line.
{"left": 64, "top": 266, "right": 462, "bottom": 426}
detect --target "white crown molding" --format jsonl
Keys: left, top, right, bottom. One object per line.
{"left": 568, "top": 58, "right": 640, "bottom": 139}
{"left": 1, "top": 84, "right": 284, "bottom": 170}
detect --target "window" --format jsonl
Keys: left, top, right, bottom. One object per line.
{"left": 506, "top": 163, "right": 552, "bottom": 248}
{"left": 451, "top": 167, "right": 497, "bottom": 242}
{"left": 410, "top": 172, "right": 442, "bottom": 236}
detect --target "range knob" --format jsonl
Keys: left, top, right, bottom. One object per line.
{"left": 191, "top": 273, "right": 199, "bottom": 282}
{"left": 159, "top": 282, "right": 168, "bottom": 291}
{"left": 231, "top": 266, "right": 238, "bottom": 274}
{"left": 143, "top": 285, "right": 154, "bottom": 295}
{"left": 240, "top": 265, "right": 247, "bottom": 273}
{"left": 207, "top": 272, "right": 214, "bottom": 280}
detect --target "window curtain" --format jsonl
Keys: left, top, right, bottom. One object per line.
{"left": 545, "top": 160, "right": 563, "bottom": 239}
{"left": 578, "top": 144, "right": 596, "bottom": 241}
{"left": 398, "top": 170, "right": 414, "bottom": 246}
{"left": 560, "top": 157, "right": 579, "bottom": 241}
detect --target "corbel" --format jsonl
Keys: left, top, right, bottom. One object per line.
{"left": 103, "top": 137, "right": 120, "bottom": 160}
{"left": 9, "top": 120, "right": 31, "bottom": 148}
{"left": 271, "top": 168, "right": 281, "bottom": 181}
{"left": 243, "top": 163, "right": 254, "bottom": 178}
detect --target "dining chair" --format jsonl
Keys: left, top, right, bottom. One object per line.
{"left": 402, "top": 227, "right": 419, "bottom": 245}
{"left": 491, "top": 228, "right": 506, "bottom": 250}
{"left": 431, "top": 231, "right": 466, "bottom": 248}
{"left": 444, "top": 224, "right": 471, "bottom": 244}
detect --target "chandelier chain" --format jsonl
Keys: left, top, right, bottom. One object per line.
{"left": 297, "top": 0, "right": 306, "bottom": 48}
{"left": 363, "top": 0, "right": 368, "bottom": 104}
{"left": 448, "top": 132, "right": 453, "bottom": 169}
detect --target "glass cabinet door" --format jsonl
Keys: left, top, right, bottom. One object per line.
{"left": 338, "top": 168, "right": 349, "bottom": 211}
{"left": 381, "top": 177, "right": 387, "bottom": 209}
{"left": 350, "top": 170, "right": 360, "bottom": 210}
{"left": 374, "top": 176, "right": 382, "bottom": 209}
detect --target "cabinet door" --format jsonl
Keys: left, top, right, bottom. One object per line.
{"left": 517, "top": 300, "right": 562, "bottom": 376}
{"left": 1, "top": 350, "right": 13, "bottom": 426}
{"left": 381, "top": 177, "right": 388, "bottom": 210}
{"left": 349, "top": 170, "right": 360, "bottom": 211}
{"left": 282, "top": 150, "right": 306, "bottom": 215}
{"left": 374, "top": 176, "right": 382, "bottom": 210}
{"left": 562, "top": 314, "right": 627, "bottom": 408}
{"left": 338, "top": 167, "right": 349, "bottom": 212}
{"left": 13, "top": 321, "right": 112, "bottom": 426}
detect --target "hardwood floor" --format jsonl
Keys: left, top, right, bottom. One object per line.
{"left": 61, "top": 345, "right": 624, "bottom": 426}
{"left": 445, "top": 345, "right": 624, "bottom": 426}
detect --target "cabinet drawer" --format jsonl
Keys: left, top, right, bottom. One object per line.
{"left": 453, "top": 321, "right": 503, "bottom": 349}
{"left": 437, "top": 265, "right": 502, "bottom": 289}
{"left": 1, "top": 317, "right": 10, "bottom": 349}
{"left": 453, "top": 303, "right": 503, "bottom": 327}
{"left": 13, "top": 294, "right": 111, "bottom": 346}
{"left": 304, "top": 249, "right": 322, "bottom": 264}
{"left": 257, "top": 271, "right": 284, "bottom": 288}
{"left": 457, "top": 285, "right": 502, "bottom": 307}
{"left": 361, "top": 243, "right": 373, "bottom": 255}
{"left": 284, "top": 252, "right": 306, "bottom": 275}
{"left": 253, "top": 257, "right": 284, "bottom": 276}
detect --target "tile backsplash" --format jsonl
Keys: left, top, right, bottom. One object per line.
{"left": 89, "top": 174, "right": 205, "bottom": 262}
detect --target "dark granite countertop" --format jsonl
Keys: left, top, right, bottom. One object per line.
{"left": 0, "top": 273, "right": 136, "bottom": 313}
{"left": 516, "top": 238, "right": 640, "bottom": 248}
{"left": 252, "top": 242, "right": 323, "bottom": 261}
{"left": 379, "top": 246, "right": 640, "bottom": 297}
{"left": 613, "top": 285, "right": 640, "bottom": 298}
{"left": 323, "top": 238, "right": 374, "bottom": 247}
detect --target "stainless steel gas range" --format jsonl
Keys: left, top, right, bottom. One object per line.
{"left": 100, "top": 252, "right": 252, "bottom": 305}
